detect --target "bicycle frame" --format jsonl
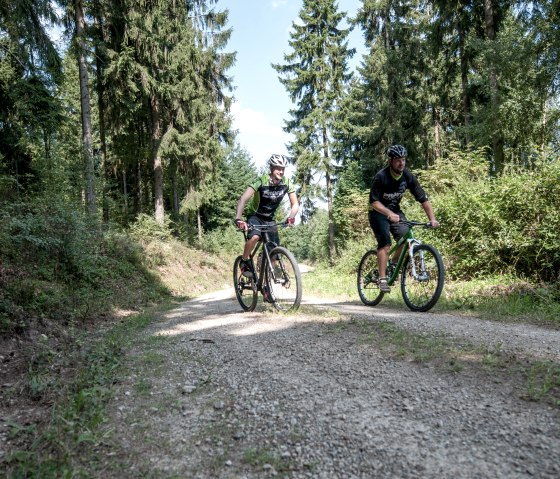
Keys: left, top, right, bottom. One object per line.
{"left": 386, "top": 225, "right": 423, "bottom": 285}
{"left": 242, "top": 225, "right": 283, "bottom": 293}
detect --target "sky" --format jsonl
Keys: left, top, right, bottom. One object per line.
{"left": 217, "top": 0, "right": 366, "bottom": 170}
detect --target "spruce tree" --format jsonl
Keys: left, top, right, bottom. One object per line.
{"left": 273, "top": 0, "right": 354, "bottom": 261}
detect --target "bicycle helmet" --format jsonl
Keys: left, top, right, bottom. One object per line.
{"left": 386, "top": 144, "right": 408, "bottom": 159}
{"left": 268, "top": 154, "right": 289, "bottom": 168}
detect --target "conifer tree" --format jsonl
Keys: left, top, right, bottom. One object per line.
{"left": 273, "top": 0, "right": 354, "bottom": 260}
{"left": 98, "top": 0, "right": 233, "bottom": 224}
{"left": 0, "top": 0, "right": 62, "bottom": 196}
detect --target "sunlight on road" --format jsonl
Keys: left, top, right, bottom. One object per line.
{"left": 155, "top": 288, "right": 300, "bottom": 337}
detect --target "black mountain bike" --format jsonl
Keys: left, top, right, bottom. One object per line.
{"left": 234, "top": 224, "right": 302, "bottom": 312}
{"left": 357, "top": 220, "right": 445, "bottom": 312}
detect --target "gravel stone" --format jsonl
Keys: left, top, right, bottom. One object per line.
{"left": 102, "top": 289, "right": 560, "bottom": 478}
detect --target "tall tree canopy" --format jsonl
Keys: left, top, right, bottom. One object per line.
{"left": 273, "top": 0, "right": 354, "bottom": 260}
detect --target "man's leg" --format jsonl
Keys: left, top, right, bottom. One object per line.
{"left": 377, "top": 245, "right": 390, "bottom": 278}
{"left": 390, "top": 213, "right": 408, "bottom": 264}
{"left": 243, "top": 235, "right": 259, "bottom": 260}
{"left": 392, "top": 245, "right": 404, "bottom": 264}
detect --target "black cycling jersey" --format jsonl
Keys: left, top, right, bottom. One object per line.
{"left": 369, "top": 167, "right": 428, "bottom": 212}
{"left": 246, "top": 174, "right": 295, "bottom": 221}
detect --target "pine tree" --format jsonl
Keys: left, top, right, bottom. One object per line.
{"left": 0, "top": 0, "right": 62, "bottom": 197}
{"left": 96, "top": 0, "right": 233, "bottom": 225}
{"left": 273, "top": 0, "right": 354, "bottom": 261}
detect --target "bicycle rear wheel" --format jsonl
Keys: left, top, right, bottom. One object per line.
{"left": 400, "top": 244, "right": 444, "bottom": 312}
{"left": 266, "top": 247, "right": 302, "bottom": 312}
{"left": 233, "top": 256, "right": 257, "bottom": 311}
{"left": 357, "top": 249, "right": 385, "bottom": 306}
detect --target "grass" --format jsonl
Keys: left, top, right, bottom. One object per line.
{"left": 2, "top": 304, "right": 169, "bottom": 477}
{"left": 303, "top": 266, "right": 560, "bottom": 327}
{"left": 2, "top": 230, "right": 234, "bottom": 476}
{"left": 318, "top": 313, "right": 560, "bottom": 406}
{"left": 242, "top": 447, "right": 291, "bottom": 472}
{"left": 4, "top": 231, "right": 559, "bottom": 477}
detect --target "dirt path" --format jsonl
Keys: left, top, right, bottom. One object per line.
{"left": 101, "top": 290, "right": 560, "bottom": 478}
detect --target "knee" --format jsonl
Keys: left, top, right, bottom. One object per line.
{"left": 248, "top": 235, "right": 260, "bottom": 246}
{"left": 377, "top": 244, "right": 390, "bottom": 254}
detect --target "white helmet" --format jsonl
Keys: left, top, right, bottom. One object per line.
{"left": 268, "top": 154, "right": 289, "bottom": 168}
{"left": 386, "top": 144, "right": 408, "bottom": 159}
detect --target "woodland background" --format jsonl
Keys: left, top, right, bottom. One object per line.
{"left": 1, "top": 0, "right": 560, "bottom": 335}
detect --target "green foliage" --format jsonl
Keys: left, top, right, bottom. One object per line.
{"left": 199, "top": 224, "right": 244, "bottom": 257}
{"left": 416, "top": 148, "right": 560, "bottom": 281}
{"left": 282, "top": 210, "right": 330, "bottom": 263}
{"left": 200, "top": 145, "right": 258, "bottom": 230}
{"left": 128, "top": 213, "right": 174, "bottom": 241}
{"left": 332, "top": 161, "right": 369, "bottom": 250}
{"left": 350, "top": 2, "right": 559, "bottom": 170}
{"left": 273, "top": 0, "right": 354, "bottom": 253}
{"left": 0, "top": 199, "right": 170, "bottom": 334}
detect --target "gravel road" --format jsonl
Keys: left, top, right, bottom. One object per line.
{"left": 103, "top": 289, "right": 560, "bottom": 478}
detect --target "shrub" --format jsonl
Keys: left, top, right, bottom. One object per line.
{"left": 417, "top": 148, "right": 560, "bottom": 281}
{"left": 128, "top": 213, "right": 174, "bottom": 241}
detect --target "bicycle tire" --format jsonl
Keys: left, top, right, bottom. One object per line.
{"left": 233, "top": 255, "right": 257, "bottom": 311}
{"left": 266, "top": 246, "right": 302, "bottom": 312}
{"left": 357, "top": 250, "right": 384, "bottom": 306}
{"left": 400, "top": 244, "right": 444, "bottom": 312}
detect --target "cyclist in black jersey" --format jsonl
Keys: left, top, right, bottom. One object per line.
{"left": 369, "top": 145, "right": 440, "bottom": 292}
{"left": 235, "top": 154, "right": 299, "bottom": 278}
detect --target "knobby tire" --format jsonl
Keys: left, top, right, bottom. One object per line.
{"left": 357, "top": 249, "right": 385, "bottom": 306}
{"left": 265, "top": 246, "right": 302, "bottom": 312}
{"left": 400, "top": 244, "right": 444, "bottom": 312}
{"left": 233, "top": 255, "right": 257, "bottom": 312}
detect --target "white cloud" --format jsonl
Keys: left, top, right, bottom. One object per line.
{"left": 271, "top": 0, "right": 288, "bottom": 8}
{"left": 230, "top": 100, "right": 292, "bottom": 169}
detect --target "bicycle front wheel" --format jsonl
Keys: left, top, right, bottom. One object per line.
{"left": 233, "top": 256, "right": 257, "bottom": 312}
{"left": 357, "top": 250, "right": 384, "bottom": 306}
{"left": 400, "top": 244, "right": 444, "bottom": 312}
{"left": 265, "top": 247, "right": 302, "bottom": 312}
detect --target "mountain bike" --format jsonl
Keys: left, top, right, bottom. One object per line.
{"left": 357, "top": 220, "right": 444, "bottom": 312}
{"left": 234, "top": 223, "right": 302, "bottom": 313}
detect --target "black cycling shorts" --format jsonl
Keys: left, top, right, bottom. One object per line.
{"left": 368, "top": 210, "right": 409, "bottom": 250}
{"left": 246, "top": 215, "right": 280, "bottom": 246}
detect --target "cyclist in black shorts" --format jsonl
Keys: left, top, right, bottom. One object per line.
{"left": 369, "top": 145, "right": 440, "bottom": 292}
{"left": 235, "top": 154, "right": 299, "bottom": 278}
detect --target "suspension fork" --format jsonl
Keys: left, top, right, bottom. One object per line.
{"left": 407, "top": 238, "right": 422, "bottom": 279}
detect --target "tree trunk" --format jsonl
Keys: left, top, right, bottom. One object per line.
{"left": 458, "top": 5, "right": 471, "bottom": 144}
{"left": 197, "top": 207, "right": 203, "bottom": 243}
{"left": 171, "top": 160, "right": 179, "bottom": 215}
{"left": 484, "top": 0, "right": 504, "bottom": 173}
{"left": 323, "top": 128, "right": 336, "bottom": 261}
{"left": 75, "top": 0, "right": 96, "bottom": 216}
{"left": 122, "top": 168, "right": 128, "bottom": 225}
{"left": 95, "top": 41, "right": 109, "bottom": 223}
{"left": 151, "top": 96, "right": 165, "bottom": 224}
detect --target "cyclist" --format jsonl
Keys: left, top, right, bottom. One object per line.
{"left": 235, "top": 154, "right": 299, "bottom": 279}
{"left": 369, "top": 145, "right": 440, "bottom": 293}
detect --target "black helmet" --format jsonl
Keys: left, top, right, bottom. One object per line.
{"left": 386, "top": 145, "right": 407, "bottom": 159}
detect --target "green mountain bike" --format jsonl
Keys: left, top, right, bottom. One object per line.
{"left": 357, "top": 221, "right": 445, "bottom": 312}
{"left": 234, "top": 224, "right": 302, "bottom": 313}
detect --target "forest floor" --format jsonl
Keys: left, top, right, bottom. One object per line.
{"left": 59, "top": 288, "right": 560, "bottom": 478}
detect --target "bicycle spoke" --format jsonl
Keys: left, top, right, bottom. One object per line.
{"left": 357, "top": 250, "right": 384, "bottom": 306}
{"left": 400, "top": 244, "right": 444, "bottom": 312}
{"left": 266, "top": 247, "right": 301, "bottom": 312}
{"left": 233, "top": 256, "right": 257, "bottom": 311}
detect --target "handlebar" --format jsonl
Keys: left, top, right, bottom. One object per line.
{"left": 235, "top": 222, "right": 291, "bottom": 233}
{"left": 400, "top": 220, "right": 437, "bottom": 228}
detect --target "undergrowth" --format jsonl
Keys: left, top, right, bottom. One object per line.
{"left": 302, "top": 265, "right": 560, "bottom": 327}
